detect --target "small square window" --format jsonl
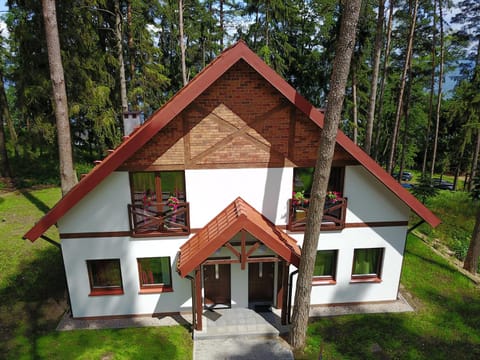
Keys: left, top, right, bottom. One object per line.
{"left": 351, "top": 248, "right": 384, "bottom": 282}
{"left": 87, "top": 259, "right": 123, "bottom": 296}
{"left": 137, "top": 257, "right": 173, "bottom": 293}
{"left": 312, "top": 250, "right": 337, "bottom": 284}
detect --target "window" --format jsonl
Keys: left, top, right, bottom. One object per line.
{"left": 351, "top": 248, "right": 384, "bottom": 282}
{"left": 137, "top": 257, "right": 173, "bottom": 293}
{"left": 87, "top": 259, "right": 123, "bottom": 296}
{"left": 312, "top": 250, "right": 337, "bottom": 284}
{"left": 130, "top": 171, "right": 186, "bottom": 208}
{"left": 293, "top": 167, "right": 344, "bottom": 196}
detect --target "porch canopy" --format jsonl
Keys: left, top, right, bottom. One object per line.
{"left": 177, "top": 197, "right": 301, "bottom": 277}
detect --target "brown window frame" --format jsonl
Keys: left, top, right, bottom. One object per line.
{"left": 312, "top": 250, "right": 338, "bottom": 285}
{"left": 137, "top": 257, "right": 173, "bottom": 294}
{"left": 350, "top": 248, "right": 384, "bottom": 283}
{"left": 87, "top": 259, "right": 124, "bottom": 296}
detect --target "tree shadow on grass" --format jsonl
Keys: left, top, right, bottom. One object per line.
{"left": 19, "top": 189, "right": 52, "bottom": 215}
{"left": 302, "top": 312, "right": 480, "bottom": 360}
{"left": 404, "top": 248, "right": 461, "bottom": 277}
{"left": 0, "top": 245, "right": 67, "bottom": 359}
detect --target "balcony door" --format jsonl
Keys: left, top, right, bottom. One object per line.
{"left": 130, "top": 171, "right": 186, "bottom": 208}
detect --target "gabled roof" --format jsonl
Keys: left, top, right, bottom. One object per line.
{"left": 23, "top": 40, "right": 440, "bottom": 242}
{"left": 177, "top": 197, "right": 301, "bottom": 277}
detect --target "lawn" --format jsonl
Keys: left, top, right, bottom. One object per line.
{"left": 297, "top": 235, "right": 480, "bottom": 359}
{"left": 2, "top": 185, "right": 480, "bottom": 359}
{"left": 0, "top": 187, "right": 192, "bottom": 359}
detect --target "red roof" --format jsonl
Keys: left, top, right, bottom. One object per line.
{"left": 177, "top": 197, "right": 301, "bottom": 277}
{"left": 23, "top": 41, "right": 440, "bottom": 242}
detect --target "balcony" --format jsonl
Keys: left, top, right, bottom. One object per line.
{"left": 287, "top": 197, "right": 347, "bottom": 232}
{"left": 128, "top": 201, "right": 190, "bottom": 236}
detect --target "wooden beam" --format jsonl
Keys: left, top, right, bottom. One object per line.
{"left": 245, "top": 242, "right": 261, "bottom": 258}
{"left": 225, "top": 243, "right": 241, "bottom": 259}
{"left": 195, "top": 268, "right": 202, "bottom": 331}
{"left": 241, "top": 231, "right": 246, "bottom": 270}
{"left": 247, "top": 257, "right": 280, "bottom": 263}
{"left": 203, "top": 259, "right": 240, "bottom": 266}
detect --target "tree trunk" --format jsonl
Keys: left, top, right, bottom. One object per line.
{"left": 470, "top": 130, "right": 480, "bottom": 191}
{"left": 0, "top": 69, "right": 12, "bottom": 177}
{"left": 374, "top": 0, "right": 394, "bottom": 162}
{"left": 289, "top": 0, "right": 362, "bottom": 351}
{"left": 464, "top": 208, "right": 480, "bottom": 274}
{"left": 387, "top": 0, "right": 418, "bottom": 174}
{"left": 352, "top": 69, "right": 358, "bottom": 144}
{"left": 219, "top": 0, "right": 224, "bottom": 48}
{"left": 430, "top": 0, "right": 444, "bottom": 179}
{"left": 399, "top": 66, "right": 413, "bottom": 183}
{"left": 422, "top": 0, "right": 437, "bottom": 177}
{"left": 127, "top": 1, "right": 135, "bottom": 88}
{"left": 41, "top": 0, "right": 77, "bottom": 195}
{"left": 115, "top": 0, "right": 128, "bottom": 113}
{"left": 179, "top": 0, "right": 187, "bottom": 86}
{"left": 364, "top": 0, "right": 385, "bottom": 155}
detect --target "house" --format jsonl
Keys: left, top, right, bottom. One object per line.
{"left": 24, "top": 41, "right": 440, "bottom": 331}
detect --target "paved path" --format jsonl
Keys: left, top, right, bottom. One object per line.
{"left": 194, "top": 336, "right": 294, "bottom": 360}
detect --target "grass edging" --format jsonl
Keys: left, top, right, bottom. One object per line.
{"left": 412, "top": 229, "right": 480, "bottom": 285}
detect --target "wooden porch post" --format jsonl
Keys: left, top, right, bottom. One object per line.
{"left": 195, "top": 267, "right": 202, "bottom": 331}
{"left": 281, "top": 262, "right": 290, "bottom": 325}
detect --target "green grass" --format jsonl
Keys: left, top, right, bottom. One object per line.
{"left": 414, "top": 190, "right": 477, "bottom": 264}
{"left": 0, "top": 187, "right": 192, "bottom": 359}
{"left": 298, "top": 234, "right": 480, "bottom": 359}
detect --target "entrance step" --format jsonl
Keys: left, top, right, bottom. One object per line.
{"left": 193, "top": 308, "right": 287, "bottom": 340}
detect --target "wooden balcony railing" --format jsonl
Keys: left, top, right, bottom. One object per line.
{"left": 128, "top": 201, "right": 190, "bottom": 236}
{"left": 287, "top": 197, "right": 347, "bottom": 232}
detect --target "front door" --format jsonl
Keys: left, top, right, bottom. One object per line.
{"left": 248, "top": 262, "right": 274, "bottom": 305}
{"left": 203, "top": 263, "right": 231, "bottom": 308}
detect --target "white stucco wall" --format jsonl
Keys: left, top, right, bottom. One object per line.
{"left": 289, "top": 226, "right": 407, "bottom": 304}
{"left": 186, "top": 168, "right": 293, "bottom": 227}
{"left": 58, "top": 172, "right": 131, "bottom": 233}
{"left": 62, "top": 236, "right": 193, "bottom": 318}
{"left": 57, "top": 165, "right": 413, "bottom": 317}
{"left": 344, "top": 166, "right": 410, "bottom": 223}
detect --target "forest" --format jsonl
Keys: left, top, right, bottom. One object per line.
{"left": 0, "top": 0, "right": 478, "bottom": 188}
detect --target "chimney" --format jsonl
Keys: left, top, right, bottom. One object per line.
{"left": 123, "top": 111, "right": 143, "bottom": 136}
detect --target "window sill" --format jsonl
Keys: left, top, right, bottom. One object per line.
{"left": 89, "top": 288, "right": 124, "bottom": 296}
{"left": 350, "top": 277, "right": 382, "bottom": 284}
{"left": 139, "top": 287, "right": 173, "bottom": 294}
{"left": 312, "top": 278, "right": 336, "bottom": 286}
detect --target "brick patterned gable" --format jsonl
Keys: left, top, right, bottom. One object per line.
{"left": 121, "top": 60, "right": 355, "bottom": 170}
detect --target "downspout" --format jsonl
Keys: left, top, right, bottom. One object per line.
{"left": 185, "top": 274, "right": 196, "bottom": 333}
{"left": 287, "top": 269, "right": 298, "bottom": 324}
{"left": 408, "top": 220, "right": 425, "bottom": 233}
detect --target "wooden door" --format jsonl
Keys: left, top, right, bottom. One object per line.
{"left": 248, "top": 262, "right": 274, "bottom": 304}
{"left": 203, "top": 264, "right": 231, "bottom": 308}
